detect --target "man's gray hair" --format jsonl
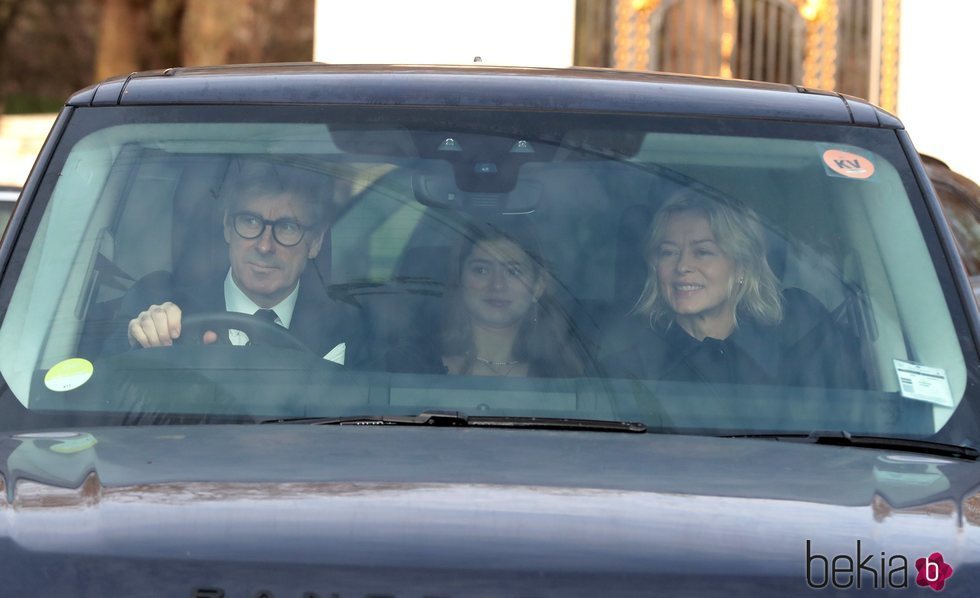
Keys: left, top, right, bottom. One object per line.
{"left": 222, "top": 159, "right": 331, "bottom": 231}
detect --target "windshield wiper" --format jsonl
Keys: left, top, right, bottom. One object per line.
{"left": 262, "top": 410, "right": 647, "bottom": 433}
{"left": 727, "top": 430, "right": 979, "bottom": 461}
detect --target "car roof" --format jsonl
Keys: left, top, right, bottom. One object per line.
{"left": 66, "top": 63, "right": 899, "bottom": 128}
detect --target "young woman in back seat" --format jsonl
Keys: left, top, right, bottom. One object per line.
{"left": 387, "top": 221, "right": 587, "bottom": 378}
{"left": 602, "top": 190, "right": 862, "bottom": 388}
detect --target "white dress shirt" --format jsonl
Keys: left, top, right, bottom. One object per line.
{"left": 222, "top": 269, "right": 345, "bottom": 364}
{"left": 223, "top": 269, "right": 298, "bottom": 344}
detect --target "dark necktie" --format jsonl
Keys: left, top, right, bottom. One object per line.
{"left": 253, "top": 308, "right": 280, "bottom": 326}
{"left": 245, "top": 308, "right": 281, "bottom": 346}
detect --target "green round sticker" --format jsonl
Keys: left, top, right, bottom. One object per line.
{"left": 43, "top": 358, "right": 94, "bottom": 392}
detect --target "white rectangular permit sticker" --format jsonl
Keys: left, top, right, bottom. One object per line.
{"left": 893, "top": 360, "right": 953, "bottom": 407}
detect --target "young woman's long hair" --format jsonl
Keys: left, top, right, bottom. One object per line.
{"left": 441, "top": 220, "right": 588, "bottom": 377}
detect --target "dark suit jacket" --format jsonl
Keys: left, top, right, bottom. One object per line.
{"left": 108, "top": 269, "right": 365, "bottom": 364}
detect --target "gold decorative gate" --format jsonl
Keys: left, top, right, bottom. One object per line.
{"left": 610, "top": 0, "right": 900, "bottom": 111}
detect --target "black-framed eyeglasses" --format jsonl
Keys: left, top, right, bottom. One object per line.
{"left": 231, "top": 212, "right": 308, "bottom": 247}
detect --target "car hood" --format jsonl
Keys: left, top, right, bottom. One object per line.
{"left": 1, "top": 425, "right": 978, "bottom": 596}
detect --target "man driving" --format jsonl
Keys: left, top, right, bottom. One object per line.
{"left": 125, "top": 160, "right": 355, "bottom": 363}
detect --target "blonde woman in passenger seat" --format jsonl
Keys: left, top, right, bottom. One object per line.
{"left": 603, "top": 190, "right": 861, "bottom": 389}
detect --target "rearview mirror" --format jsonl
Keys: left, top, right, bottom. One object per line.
{"left": 412, "top": 170, "right": 541, "bottom": 214}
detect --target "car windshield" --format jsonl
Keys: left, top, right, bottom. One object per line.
{"left": 0, "top": 105, "right": 975, "bottom": 445}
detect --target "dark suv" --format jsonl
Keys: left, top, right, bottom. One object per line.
{"left": 0, "top": 64, "right": 977, "bottom": 596}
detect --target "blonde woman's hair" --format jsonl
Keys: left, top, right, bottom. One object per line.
{"left": 633, "top": 189, "right": 783, "bottom": 327}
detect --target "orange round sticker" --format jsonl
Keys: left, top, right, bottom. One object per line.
{"left": 822, "top": 149, "right": 875, "bottom": 179}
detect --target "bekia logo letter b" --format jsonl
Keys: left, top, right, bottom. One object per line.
{"left": 916, "top": 552, "right": 953, "bottom": 591}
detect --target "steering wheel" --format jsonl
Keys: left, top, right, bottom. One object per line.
{"left": 179, "top": 311, "right": 312, "bottom": 353}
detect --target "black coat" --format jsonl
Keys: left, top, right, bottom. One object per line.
{"left": 601, "top": 289, "right": 864, "bottom": 389}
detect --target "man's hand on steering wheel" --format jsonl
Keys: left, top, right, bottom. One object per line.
{"left": 128, "top": 304, "right": 310, "bottom": 353}
{"left": 129, "top": 302, "right": 209, "bottom": 347}
{"left": 180, "top": 311, "right": 311, "bottom": 353}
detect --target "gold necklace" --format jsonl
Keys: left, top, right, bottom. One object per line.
{"left": 472, "top": 355, "right": 521, "bottom": 376}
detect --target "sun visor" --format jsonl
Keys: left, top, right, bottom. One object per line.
{"left": 560, "top": 129, "right": 644, "bottom": 159}
{"left": 328, "top": 124, "right": 417, "bottom": 158}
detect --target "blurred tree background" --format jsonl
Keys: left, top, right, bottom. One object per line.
{"left": 0, "top": 0, "right": 314, "bottom": 115}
